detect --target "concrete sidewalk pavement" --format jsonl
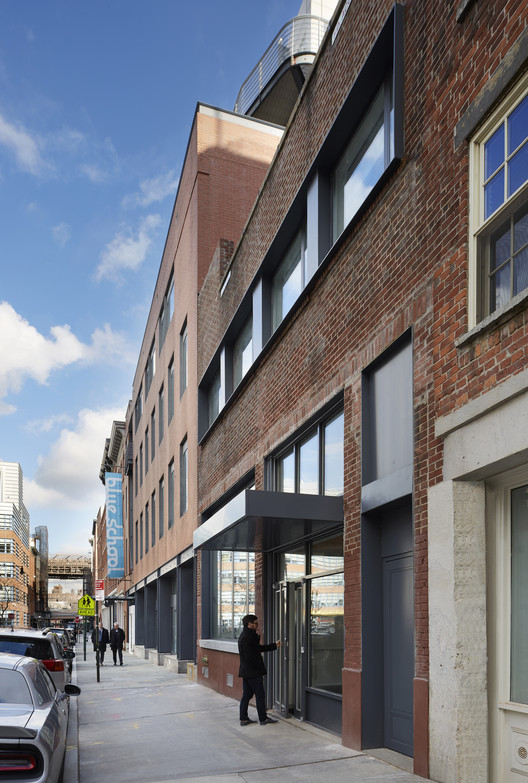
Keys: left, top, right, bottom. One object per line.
{"left": 65, "top": 643, "right": 427, "bottom": 783}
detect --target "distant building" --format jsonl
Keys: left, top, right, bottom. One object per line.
{"left": 0, "top": 461, "right": 31, "bottom": 626}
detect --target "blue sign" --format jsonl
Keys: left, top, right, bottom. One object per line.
{"left": 105, "top": 472, "right": 124, "bottom": 578}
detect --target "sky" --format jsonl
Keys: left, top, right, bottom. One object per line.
{"left": 0, "top": 0, "right": 301, "bottom": 555}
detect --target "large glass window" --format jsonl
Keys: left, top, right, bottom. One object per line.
{"left": 233, "top": 317, "right": 252, "bottom": 389}
{"left": 333, "top": 76, "right": 393, "bottom": 240}
{"left": 309, "top": 535, "right": 344, "bottom": 694}
{"left": 272, "top": 229, "right": 307, "bottom": 332}
{"left": 211, "top": 551, "right": 255, "bottom": 640}
{"left": 472, "top": 84, "right": 528, "bottom": 322}
{"left": 274, "top": 409, "right": 344, "bottom": 496}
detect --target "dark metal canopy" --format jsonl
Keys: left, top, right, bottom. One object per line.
{"left": 193, "top": 490, "right": 343, "bottom": 553}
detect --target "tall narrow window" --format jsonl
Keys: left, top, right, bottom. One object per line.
{"left": 139, "top": 512, "right": 144, "bottom": 559}
{"left": 168, "top": 460, "right": 175, "bottom": 529}
{"left": 139, "top": 443, "right": 143, "bottom": 487}
{"left": 151, "top": 490, "right": 156, "bottom": 547}
{"left": 135, "top": 520, "right": 138, "bottom": 563}
{"left": 233, "top": 317, "right": 252, "bottom": 388}
{"left": 145, "top": 340, "right": 155, "bottom": 398}
{"left": 180, "top": 321, "right": 188, "bottom": 398}
{"left": 145, "top": 502, "right": 149, "bottom": 554}
{"left": 144, "top": 426, "right": 149, "bottom": 475}
{"left": 272, "top": 229, "right": 306, "bottom": 332}
{"left": 333, "top": 75, "right": 393, "bottom": 240}
{"left": 208, "top": 369, "right": 222, "bottom": 427}
{"left": 159, "top": 477, "right": 165, "bottom": 539}
{"left": 150, "top": 409, "right": 156, "bottom": 461}
{"left": 180, "top": 437, "right": 188, "bottom": 516}
{"left": 159, "top": 386, "right": 165, "bottom": 444}
{"left": 168, "top": 357, "right": 175, "bottom": 424}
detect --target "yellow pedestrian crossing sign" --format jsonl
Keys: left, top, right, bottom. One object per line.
{"left": 78, "top": 594, "right": 95, "bottom": 616}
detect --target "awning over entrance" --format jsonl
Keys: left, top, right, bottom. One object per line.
{"left": 193, "top": 489, "right": 343, "bottom": 553}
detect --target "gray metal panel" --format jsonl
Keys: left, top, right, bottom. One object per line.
{"left": 194, "top": 490, "right": 343, "bottom": 552}
{"left": 361, "top": 466, "right": 412, "bottom": 513}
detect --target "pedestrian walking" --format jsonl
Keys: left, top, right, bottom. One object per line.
{"left": 91, "top": 625, "right": 109, "bottom": 665}
{"left": 110, "top": 621, "right": 126, "bottom": 666}
{"left": 238, "top": 614, "right": 281, "bottom": 726}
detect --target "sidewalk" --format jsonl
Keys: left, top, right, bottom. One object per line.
{"left": 65, "top": 643, "right": 427, "bottom": 783}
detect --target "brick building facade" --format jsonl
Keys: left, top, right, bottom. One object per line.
{"left": 119, "top": 1, "right": 528, "bottom": 780}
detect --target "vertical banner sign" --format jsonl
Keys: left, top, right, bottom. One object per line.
{"left": 105, "top": 472, "right": 124, "bottom": 578}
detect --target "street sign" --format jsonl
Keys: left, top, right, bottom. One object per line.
{"left": 95, "top": 580, "right": 105, "bottom": 601}
{"left": 78, "top": 594, "right": 95, "bottom": 616}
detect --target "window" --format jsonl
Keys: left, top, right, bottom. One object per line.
{"left": 145, "top": 340, "right": 155, "bottom": 398}
{"left": 333, "top": 75, "right": 393, "bottom": 240}
{"left": 208, "top": 369, "right": 222, "bottom": 427}
{"left": 139, "top": 512, "right": 143, "bottom": 559}
{"left": 159, "top": 477, "right": 165, "bottom": 538}
{"left": 134, "top": 385, "right": 143, "bottom": 432}
{"left": 471, "top": 81, "right": 528, "bottom": 323}
{"left": 180, "top": 438, "right": 188, "bottom": 516}
{"left": 211, "top": 551, "right": 255, "bottom": 640}
{"left": 272, "top": 229, "right": 307, "bottom": 332}
{"left": 139, "top": 443, "right": 143, "bottom": 487}
{"left": 274, "top": 409, "right": 344, "bottom": 496}
{"left": 135, "top": 521, "right": 138, "bottom": 563}
{"left": 144, "top": 427, "right": 149, "bottom": 474}
{"left": 151, "top": 490, "right": 156, "bottom": 547}
{"left": 233, "top": 317, "right": 253, "bottom": 388}
{"left": 180, "top": 321, "right": 188, "bottom": 397}
{"left": 159, "top": 274, "right": 175, "bottom": 351}
{"left": 168, "top": 460, "right": 175, "bottom": 529}
{"left": 134, "top": 457, "right": 138, "bottom": 497}
{"left": 150, "top": 409, "right": 156, "bottom": 460}
{"left": 145, "top": 502, "right": 149, "bottom": 554}
{"left": 168, "top": 357, "right": 175, "bottom": 424}
{"left": 159, "top": 386, "right": 165, "bottom": 444}
{"left": 0, "top": 539, "right": 13, "bottom": 554}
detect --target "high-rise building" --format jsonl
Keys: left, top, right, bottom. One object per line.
{"left": 0, "top": 461, "right": 31, "bottom": 627}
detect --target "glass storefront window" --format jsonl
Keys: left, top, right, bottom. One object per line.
{"left": 310, "top": 571, "right": 344, "bottom": 694}
{"left": 212, "top": 550, "right": 255, "bottom": 640}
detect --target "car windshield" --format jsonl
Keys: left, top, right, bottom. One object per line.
{"left": 0, "top": 669, "right": 32, "bottom": 705}
{"left": 0, "top": 638, "right": 53, "bottom": 660}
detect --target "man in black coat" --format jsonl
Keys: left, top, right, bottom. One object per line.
{"left": 91, "top": 625, "right": 109, "bottom": 665}
{"left": 238, "top": 614, "right": 281, "bottom": 726}
{"left": 109, "top": 622, "right": 126, "bottom": 666}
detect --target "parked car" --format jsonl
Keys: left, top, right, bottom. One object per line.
{"left": 0, "top": 629, "right": 74, "bottom": 692}
{"left": 41, "top": 627, "right": 76, "bottom": 672}
{"left": 0, "top": 652, "right": 80, "bottom": 783}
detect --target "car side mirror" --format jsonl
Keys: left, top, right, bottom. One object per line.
{"left": 64, "top": 684, "right": 81, "bottom": 696}
{"left": 63, "top": 650, "right": 75, "bottom": 659}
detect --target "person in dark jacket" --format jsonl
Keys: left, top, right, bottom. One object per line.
{"left": 91, "top": 625, "right": 109, "bottom": 665}
{"left": 238, "top": 614, "right": 281, "bottom": 726}
{"left": 110, "top": 622, "right": 126, "bottom": 665}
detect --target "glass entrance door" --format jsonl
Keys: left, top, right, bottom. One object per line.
{"left": 273, "top": 580, "right": 306, "bottom": 719}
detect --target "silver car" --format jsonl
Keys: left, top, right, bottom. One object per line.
{"left": 0, "top": 629, "right": 74, "bottom": 692}
{"left": 0, "top": 653, "right": 80, "bottom": 783}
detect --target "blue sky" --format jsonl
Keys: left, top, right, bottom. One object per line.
{"left": 0, "top": 0, "right": 301, "bottom": 554}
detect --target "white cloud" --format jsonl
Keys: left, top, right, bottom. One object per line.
{"left": 95, "top": 213, "right": 162, "bottom": 282}
{"left": 24, "top": 413, "right": 74, "bottom": 436}
{"left": 52, "top": 222, "right": 71, "bottom": 247}
{"left": 25, "top": 405, "right": 125, "bottom": 512}
{"left": 0, "top": 112, "right": 48, "bottom": 175}
{"left": 0, "top": 302, "right": 135, "bottom": 414}
{"left": 123, "top": 169, "right": 178, "bottom": 208}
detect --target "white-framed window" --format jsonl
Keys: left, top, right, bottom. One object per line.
{"left": 0, "top": 539, "right": 13, "bottom": 554}
{"left": 469, "top": 77, "right": 528, "bottom": 325}
{"left": 333, "top": 73, "right": 394, "bottom": 241}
